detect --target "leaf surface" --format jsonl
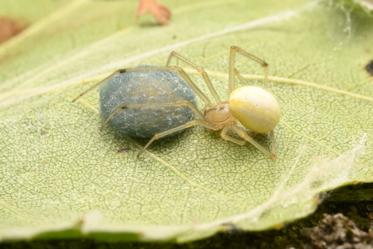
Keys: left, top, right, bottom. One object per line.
{"left": 0, "top": 0, "right": 372, "bottom": 242}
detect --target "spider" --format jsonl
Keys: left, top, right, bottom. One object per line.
{"left": 73, "top": 46, "right": 280, "bottom": 159}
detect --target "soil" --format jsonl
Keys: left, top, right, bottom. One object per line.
{"left": 365, "top": 60, "right": 373, "bottom": 76}
{"left": 306, "top": 213, "right": 373, "bottom": 249}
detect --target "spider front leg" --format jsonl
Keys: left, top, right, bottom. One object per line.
{"left": 220, "top": 127, "right": 245, "bottom": 146}
{"left": 169, "top": 66, "right": 212, "bottom": 107}
{"left": 231, "top": 126, "right": 276, "bottom": 160}
{"left": 72, "top": 66, "right": 160, "bottom": 103}
{"left": 139, "top": 119, "right": 218, "bottom": 157}
{"left": 167, "top": 51, "right": 221, "bottom": 103}
{"left": 99, "top": 100, "right": 215, "bottom": 156}
{"left": 72, "top": 69, "right": 126, "bottom": 103}
{"left": 101, "top": 100, "right": 204, "bottom": 130}
{"left": 228, "top": 46, "right": 269, "bottom": 93}
{"left": 268, "top": 130, "right": 277, "bottom": 158}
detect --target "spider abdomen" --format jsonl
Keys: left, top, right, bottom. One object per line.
{"left": 228, "top": 86, "right": 280, "bottom": 134}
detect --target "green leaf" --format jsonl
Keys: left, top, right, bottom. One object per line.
{"left": 336, "top": 0, "right": 373, "bottom": 15}
{"left": 0, "top": 0, "right": 372, "bottom": 243}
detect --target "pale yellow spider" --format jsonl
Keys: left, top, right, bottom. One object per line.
{"left": 145, "top": 46, "right": 281, "bottom": 159}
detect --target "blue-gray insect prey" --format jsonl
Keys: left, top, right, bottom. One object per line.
{"left": 99, "top": 65, "right": 197, "bottom": 138}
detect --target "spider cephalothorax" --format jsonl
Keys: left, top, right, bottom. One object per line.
{"left": 203, "top": 103, "right": 235, "bottom": 129}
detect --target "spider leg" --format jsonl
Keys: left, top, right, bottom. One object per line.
{"left": 139, "top": 119, "right": 218, "bottom": 157}
{"left": 167, "top": 51, "right": 221, "bottom": 103}
{"left": 72, "top": 69, "right": 126, "bottom": 103}
{"left": 169, "top": 66, "right": 212, "bottom": 107}
{"left": 231, "top": 126, "right": 276, "bottom": 160}
{"left": 220, "top": 127, "right": 245, "bottom": 146}
{"left": 101, "top": 100, "right": 203, "bottom": 130}
{"left": 228, "top": 46, "right": 269, "bottom": 94}
{"left": 268, "top": 130, "right": 277, "bottom": 157}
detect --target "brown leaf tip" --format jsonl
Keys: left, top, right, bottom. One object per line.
{"left": 0, "top": 16, "right": 26, "bottom": 44}
{"left": 137, "top": 0, "right": 171, "bottom": 25}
